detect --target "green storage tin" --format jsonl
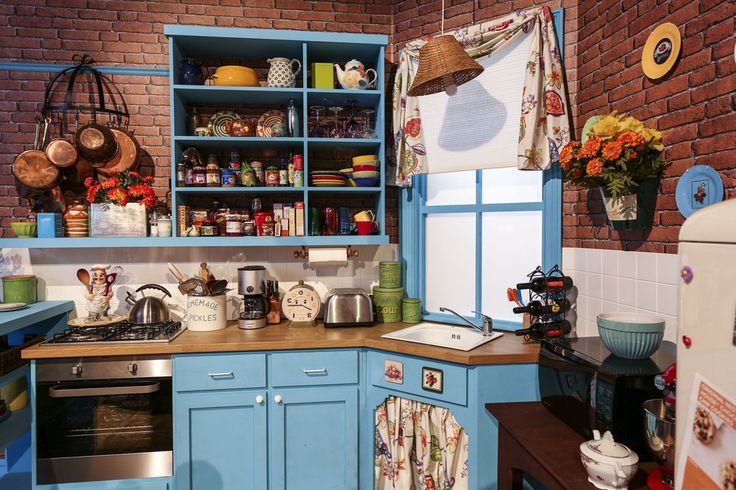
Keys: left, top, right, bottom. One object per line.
{"left": 379, "top": 261, "right": 401, "bottom": 289}
{"left": 2, "top": 275, "right": 37, "bottom": 304}
{"left": 402, "top": 298, "right": 421, "bottom": 324}
{"left": 311, "top": 62, "right": 334, "bottom": 89}
{"left": 373, "top": 286, "right": 403, "bottom": 323}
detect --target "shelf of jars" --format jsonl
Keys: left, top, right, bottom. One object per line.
{"left": 167, "top": 27, "right": 388, "bottom": 246}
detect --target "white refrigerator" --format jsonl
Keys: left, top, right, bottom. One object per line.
{"left": 677, "top": 198, "right": 736, "bottom": 488}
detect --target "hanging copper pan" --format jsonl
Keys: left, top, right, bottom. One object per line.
{"left": 44, "top": 117, "right": 78, "bottom": 168}
{"left": 12, "top": 118, "right": 61, "bottom": 191}
{"left": 97, "top": 126, "right": 141, "bottom": 177}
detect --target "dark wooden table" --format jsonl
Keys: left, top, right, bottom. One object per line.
{"left": 486, "top": 401, "right": 652, "bottom": 490}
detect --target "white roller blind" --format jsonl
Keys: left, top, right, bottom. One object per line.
{"left": 416, "top": 29, "right": 533, "bottom": 173}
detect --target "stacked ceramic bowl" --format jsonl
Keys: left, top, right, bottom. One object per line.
{"left": 352, "top": 154, "right": 380, "bottom": 187}
{"left": 311, "top": 170, "right": 346, "bottom": 187}
{"left": 64, "top": 203, "right": 89, "bottom": 237}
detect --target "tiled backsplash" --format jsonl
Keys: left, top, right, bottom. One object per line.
{"left": 563, "top": 247, "right": 679, "bottom": 342}
{"left": 0, "top": 245, "right": 398, "bottom": 321}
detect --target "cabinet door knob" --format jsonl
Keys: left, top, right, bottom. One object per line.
{"left": 255, "top": 395, "right": 264, "bottom": 405}
{"left": 273, "top": 394, "right": 283, "bottom": 404}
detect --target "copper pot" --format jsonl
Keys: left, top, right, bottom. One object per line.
{"left": 74, "top": 119, "right": 118, "bottom": 166}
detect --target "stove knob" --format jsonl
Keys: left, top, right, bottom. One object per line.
{"left": 128, "top": 362, "right": 138, "bottom": 374}
{"left": 71, "top": 364, "right": 82, "bottom": 376}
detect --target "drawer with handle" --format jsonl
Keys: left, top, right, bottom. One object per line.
{"left": 270, "top": 350, "right": 359, "bottom": 387}
{"left": 173, "top": 353, "right": 266, "bottom": 392}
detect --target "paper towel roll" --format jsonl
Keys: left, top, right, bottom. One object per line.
{"left": 308, "top": 247, "right": 348, "bottom": 266}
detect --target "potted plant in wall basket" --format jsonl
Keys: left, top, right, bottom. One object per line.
{"left": 85, "top": 171, "right": 156, "bottom": 237}
{"left": 560, "top": 112, "right": 668, "bottom": 231}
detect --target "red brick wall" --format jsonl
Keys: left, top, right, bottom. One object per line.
{"left": 0, "top": 0, "right": 397, "bottom": 240}
{"left": 393, "top": 0, "right": 736, "bottom": 254}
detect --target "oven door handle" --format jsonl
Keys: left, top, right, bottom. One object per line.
{"left": 48, "top": 382, "right": 161, "bottom": 398}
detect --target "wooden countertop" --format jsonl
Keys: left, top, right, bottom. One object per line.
{"left": 22, "top": 322, "right": 540, "bottom": 365}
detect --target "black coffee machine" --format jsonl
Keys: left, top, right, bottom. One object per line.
{"left": 538, "top": 336, "right": 676, "bottom": 460}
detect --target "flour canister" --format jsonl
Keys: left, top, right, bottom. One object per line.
{"left": 372, "top": 286, "right": 403, "bottom": 323}
{"left": 2, "top": 275, "right": 37, "bottom": 304}
{"left": 379, "top": 261, "right": 401, "bottom": 288}
{"left": 186, "top": 294, "right": 227, "bottom": 331}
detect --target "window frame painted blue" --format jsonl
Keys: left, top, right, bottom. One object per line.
{"left": 399, "top": 8, "right": 565, "bottom": 330}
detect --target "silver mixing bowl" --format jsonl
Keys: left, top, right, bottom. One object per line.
{"left": 643, "top": 398, "right": 676, "bottom": 487}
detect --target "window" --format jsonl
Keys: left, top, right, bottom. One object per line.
{"left": 399, "top": 9, "right": 564, "bottom": 330}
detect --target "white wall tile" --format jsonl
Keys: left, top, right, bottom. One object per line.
{"left": 656, "top": 253, "right": 680, "bottom": 285}
{"left": 636, "top": 252, "right": 658, "bottom": 282}
{"left": 587, "top": 249, "right": 602, "bottom": 274}
{"left": 601, "top": 249, "right": 618, "bottom": 276}
{"left": 563, "top": 247, "right": 680, "bottom": 342}
{"left": 656, "top": 283, "right": 678, "bottom": 316}
{"left": 636, "top": 281, "right": 657, "bottom": 312}
{"left": 562, "top": 247, "right": 576, "bottom": 271}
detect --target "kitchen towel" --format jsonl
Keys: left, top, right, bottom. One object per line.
{"left": 308, "top": 247, "right": 348, "bottom": 267}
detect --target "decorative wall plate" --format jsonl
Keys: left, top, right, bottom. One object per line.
{"left": 208, "top": 111, "right": 241, "bottom": 137}
{"left": 256, "top": 110, "right": 287, "bottom": 137}
{"left": 675, "top": 165, "right": 723, "bottom": 218}
{"left": 642, "top": 22, "right": 681, "bottom": 79}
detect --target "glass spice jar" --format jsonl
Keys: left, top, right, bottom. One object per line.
{"left": 224, "top": 213, "right": 244, "bottom": 236}
{"left": 176, "top": 161, "right": 187, "bottom": 187}
{"left": 206, "top": 154, "right": 221, "bottom": 187}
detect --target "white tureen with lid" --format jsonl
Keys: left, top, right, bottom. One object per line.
{"left": 579, "top": 430, "right": 639, "bottom": 490}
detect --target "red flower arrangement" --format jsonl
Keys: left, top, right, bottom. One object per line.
{"left": 84, "top": 171, "right": 156, "bottom": 209}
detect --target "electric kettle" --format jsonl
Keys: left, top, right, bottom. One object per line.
{"left": 126, "top": 284, "right": 171, "bottom": 324}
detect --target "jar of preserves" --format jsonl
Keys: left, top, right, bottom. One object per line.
{"left": 224, "top": 213, "right": 244, "bottom": 236}
{"left": 222, "top": 169, "right": 237, "bottom": 187}
{"left": 200, "top": 219, "right": 218, "bottom": 236}
{"left": 250, "top": 161, "right": 264, "bottom": 186}
{"left": 265, "top": 165, "right": 280, "bottom": 187}
{"left": 176, "top": 161, "right": 188, "bottom": 187}
{"left": 192, "top": 163, "right": 206, "bottom": 187}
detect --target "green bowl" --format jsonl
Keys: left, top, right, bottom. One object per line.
{"left": 10, "top": 222, "right": 37, "bottom": 238}
{"left": 597, "top": 312, "right": 665, "bottom": 359}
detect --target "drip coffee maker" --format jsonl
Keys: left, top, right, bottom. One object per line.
{"left": 238, "top": 265, "right": 270, "bottom": 330}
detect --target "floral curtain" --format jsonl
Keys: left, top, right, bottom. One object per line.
{"left": 375, "top": 396, "right": 469, "bottom": 490}
{"left": 393, "top": 6, "right": 570, "bottom": 187}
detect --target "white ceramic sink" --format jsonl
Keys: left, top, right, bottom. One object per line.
{"left": 381, "top": 322, "right": 503, "bottom": 351}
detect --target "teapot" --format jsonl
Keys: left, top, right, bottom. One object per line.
{"left": 334, "top": 59, "right": 377, "bottom": 90}
{"left": 579, "top": 430, "right": 639, "bottom": 490}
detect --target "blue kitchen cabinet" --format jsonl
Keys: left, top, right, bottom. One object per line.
{"left": 173, "top": 390, "right": 267, "bottom": 490}
{"left": 268, "top": 387, "right": 359, "bottom": 490}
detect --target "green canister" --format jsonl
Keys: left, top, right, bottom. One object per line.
{"left": 379, "top": 261, "right": 401, "bottom": 289}
{"left": 2, "top": 275, "right": 37, "bottom": 304}
{"left": 402, "top": 298, "right": 422, "bottom": 324}
{"left": 372, "top": 286, "right": 403, "bottom": 323}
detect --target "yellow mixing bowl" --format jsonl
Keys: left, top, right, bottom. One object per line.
{"left": 212, "top": 65, "right": 259, "bottom": 87}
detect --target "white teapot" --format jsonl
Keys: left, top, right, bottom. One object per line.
{"left": 579, "top": 430, "right": 639, "bottom": 490}
{"left": 334, "top": 59, "right": 377, "bottom": 90}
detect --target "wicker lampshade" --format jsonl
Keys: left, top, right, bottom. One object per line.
{"left": 408, "top": 35, "right": 484, "bottom": 96}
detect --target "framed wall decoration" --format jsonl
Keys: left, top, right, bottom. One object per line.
{"left": 384, "top": 360, "right": 404, "bottom": 384}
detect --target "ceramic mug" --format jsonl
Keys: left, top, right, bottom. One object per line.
{"left": 354, "top": 210, "right": 375, "bottom": 222}
{"left": 194, "top": 127, "right": 211, "bottom": 137}
{"left": 356, "top": 221, "right": 378, "bottom": 235}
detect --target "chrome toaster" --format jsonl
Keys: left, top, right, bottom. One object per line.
{"left": 323, "top": 288, "right": 375, "bottom": 327}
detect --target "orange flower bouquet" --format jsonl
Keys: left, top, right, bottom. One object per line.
{"left": 560, "top": 112, "right": 668, "bottom": 230}
{"left": 560, "top": 112, "right": 667, "bottom": 198}
{"left": 84, "top": 171, "right": 156, "bottom": 237}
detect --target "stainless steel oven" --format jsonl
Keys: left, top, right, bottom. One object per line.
{"left": 35, "top": 356, "right": 173, "bottom": 485}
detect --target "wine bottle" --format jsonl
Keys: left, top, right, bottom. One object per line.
{"left": 513, "top": 299, "right": 571, "bottom": 316}
{"left": 514, "top": 319, "right": 572, "bottom": 338}
{"left": 517, "top": 276, "right": 573, "bottom": 293}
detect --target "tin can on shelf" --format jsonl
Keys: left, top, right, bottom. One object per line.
{"left": 190, "top": 209, "right": 209, "bottom": 232}
{"left": 379, "top": 261, "right": 402, "bottom": 288}
{"left": 373, "top": 286, "right": 404, "bottom": 323}
{"left": 261, "top": 222, "right": 275, "bottom": 236}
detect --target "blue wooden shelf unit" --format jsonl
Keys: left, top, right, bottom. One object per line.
{"left": 0, "top": 27, "right": 389, "bottom": 249}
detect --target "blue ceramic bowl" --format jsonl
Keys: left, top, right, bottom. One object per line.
{"left": 354, "top": 177, "right": 380, "bottom": 187}
{"left": 597, "top": 312, "right": 665, "bottom": 359}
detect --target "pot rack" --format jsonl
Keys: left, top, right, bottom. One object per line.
{"left": 41, "top": 54, "right": 130, "bottom": 131}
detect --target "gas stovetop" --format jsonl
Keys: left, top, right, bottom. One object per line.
{"left": 42, "top": 320, "right": 184, "bottom": 345}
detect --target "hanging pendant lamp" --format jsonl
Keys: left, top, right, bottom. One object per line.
{"left": 407, "top": 0, "right": 483, "bottom": 97}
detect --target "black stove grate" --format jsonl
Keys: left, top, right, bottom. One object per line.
{"left": 46, "top": 321, "right": 183, "bottom": 344}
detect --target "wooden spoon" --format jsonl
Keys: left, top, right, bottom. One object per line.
{"left": 76, "top": 268, "right": 91, "bottom": 293}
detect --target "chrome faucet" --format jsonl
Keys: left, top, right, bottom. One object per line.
{"left": 439, "top": 307, "right": 493, "bottom": 337}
